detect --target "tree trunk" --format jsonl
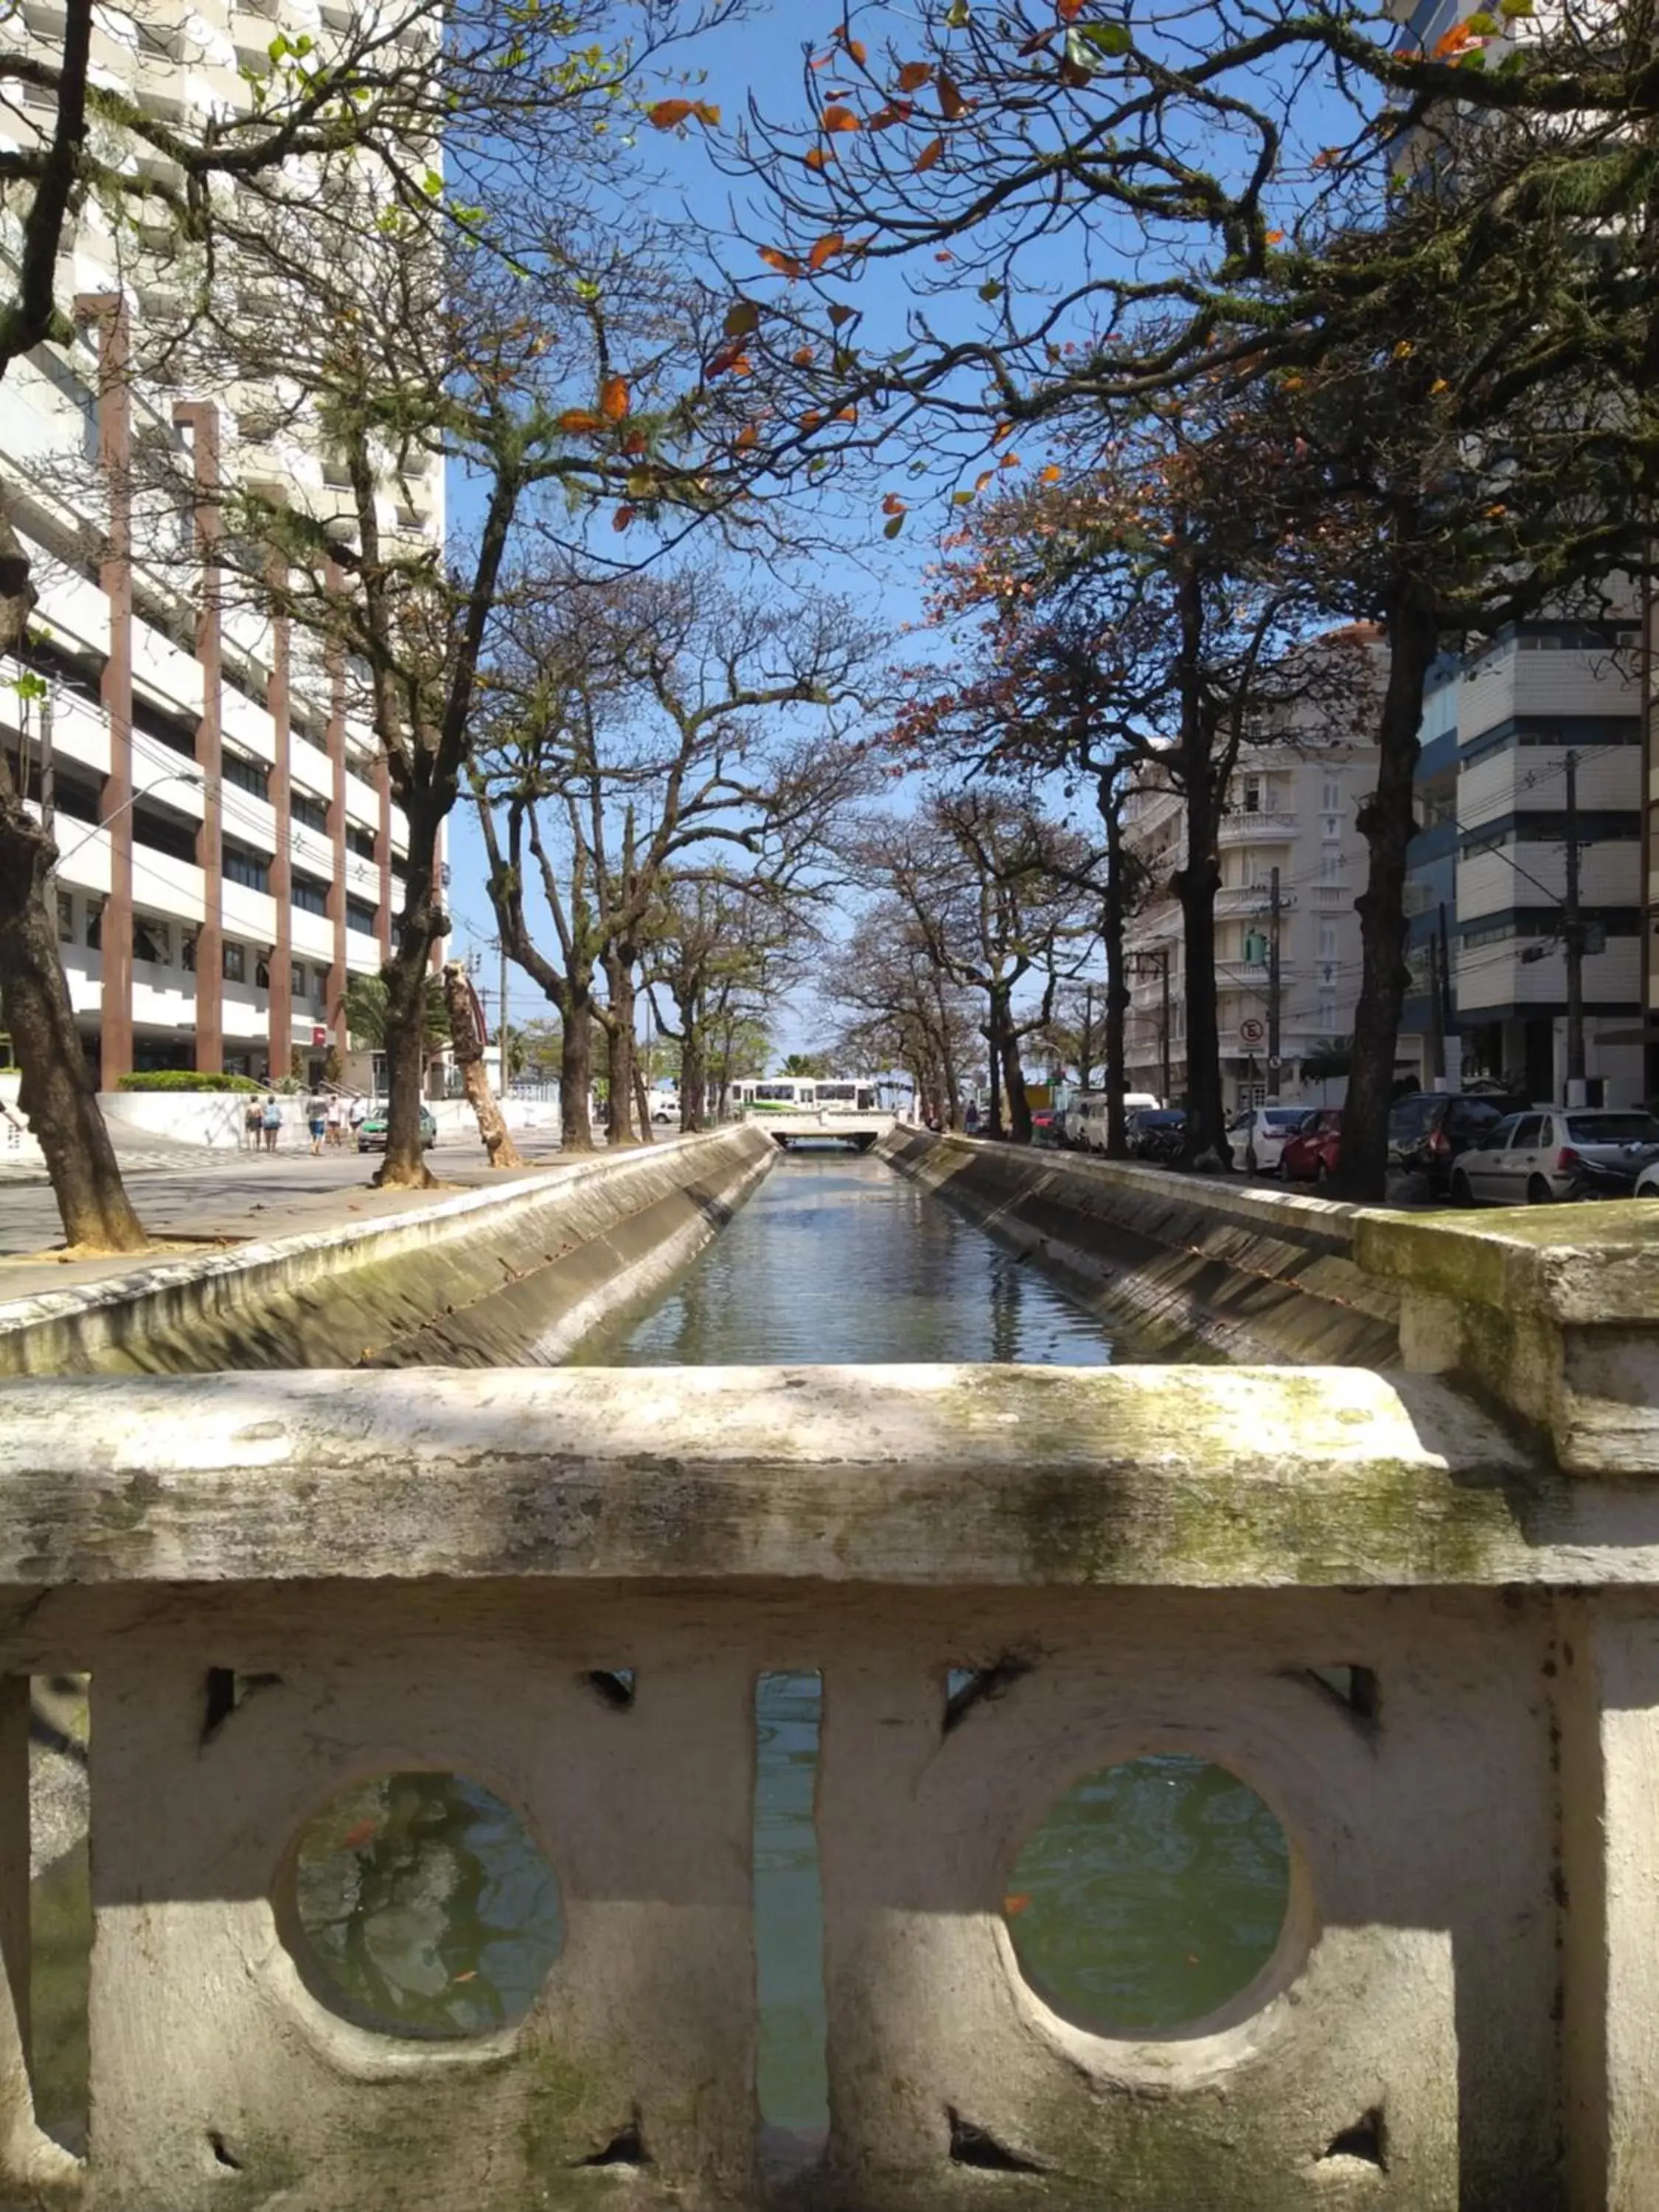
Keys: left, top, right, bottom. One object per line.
{"left": 560, "top": 990, "right": 595, "bottom": 1151}
{"left": 1100, "top": 776, "right": 1131, "bottom": 1159}
{"left": 1172, "top": 569, "right": 1230, "bottom": 1172}
{"left": 0, "top": 796, "right": 148, "bottom": 1251}
{"left": 633, "top": 1062, "right": 655, "bottom": 1144}
{"left": 440, "top": 960, "right": 524, "bottom": 1170}
{"left": 604, "top": 957, "right": 639, "bottom": 1149}
{"left": 999, "top": 1004, "right": 1033, "bottom": 1145}
{"left": 984, "top": 1020, "right": 1004, "bottom": 1138}
{"left": 1333, "top": 585, "right": 1439, "bottom": 1202}
{"left": 375, "top": 795, "right": 446, "bottom": 1190}
{"left": 680, "top": 1021, "right": 707, "bottom": 1133}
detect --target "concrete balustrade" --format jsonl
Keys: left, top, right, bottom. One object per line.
{"left": 1, "top": 1186, "right": 1658, "bottom": 2205}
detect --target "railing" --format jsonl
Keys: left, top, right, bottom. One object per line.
{"left": 0, "top": 1203, "right": 1657, "bottom": 2205}
{"left": 1217, "top": 809, "right": 1298, "bottom": 845}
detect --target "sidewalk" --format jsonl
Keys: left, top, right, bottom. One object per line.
{"left": 0, "top": 1131, "right": 583, "bottom": 1302}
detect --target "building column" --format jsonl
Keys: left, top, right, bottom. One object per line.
{"left": 77, "top": 294, "right": 133, "bottom": 1087}
{"left": 375, "top": 751, "right": 392, "bottom": 964}
{"left": 265, "top": 582, "right": 293, "bottom": 1085}
{"left": 324, "top": 575, "right": 348, "bottom": 1060}
{"left": 174, "top": 402, "right": 222, "bottom": 1073}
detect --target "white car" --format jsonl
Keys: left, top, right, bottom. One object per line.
{"left": 1225, "top": 1105, "right": 1312, "bottom": 1175}
{"left": 1450, "top": 1107, "right": 1659, "bottom": 1206}
{"left": 1071, "top": 1091, "right": 1162, "bottom": 1153}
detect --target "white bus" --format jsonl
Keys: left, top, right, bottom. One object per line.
{"left": 813, "top": 1079, "right": 880, "bottom": 1113}
{"left": 733, "top": 1077, "right": 882, "bottom": 1117}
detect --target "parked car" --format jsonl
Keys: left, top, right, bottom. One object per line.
{"left": 356, "top": 1107, "right": 437, "bottom": 1153}
{"left": 1130, "top": 1107, "right": 1187, "bottom": 1164}
{"left": 1449, "top": 1107, "right": 1659, "bottom": 1206}
{"left": 1388, "top": 1090, "right": 1528, "bottom": 1195}
{"left": 1280, "top": 1107, "right": 1343, "bottom": 1184}
{"left": 1071, "top": 1092, "right": 1163, "bottom": 1152}
{"left": 1227, "top": 1105, "right": 1311, "bottom": 1175}
{"left": 1635, "top": 1155, "right": 1659, "bottom": 1197}
{"left": 1031, "top": 1106, "right": 1060, "bottom": 1144}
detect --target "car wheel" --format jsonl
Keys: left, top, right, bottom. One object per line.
{"left": 1527, "top": 1175, "right": 1554, "bottom": 1206}
{"left": 1450, "top": 1169, "right": 1475, "bottom": 1206}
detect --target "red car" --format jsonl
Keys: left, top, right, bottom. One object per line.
{"left": 1279, "top": 1107, "right": 1343, "bottom": 1184}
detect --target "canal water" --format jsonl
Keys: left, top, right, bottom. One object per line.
{"left": 29, "top": 1152, "right": 1288, "bottom": 2156}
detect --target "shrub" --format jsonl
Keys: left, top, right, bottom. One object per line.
{"left": 115, "top": 1071, "right": 263, "bottom": 1093}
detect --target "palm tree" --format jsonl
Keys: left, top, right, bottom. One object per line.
{"left": 335, "top": 973, "right": 451, "bottom": 1057}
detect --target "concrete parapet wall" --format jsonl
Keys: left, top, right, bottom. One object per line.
{"left": 0, "top": 1124, "right": 774, "bottom": 1377}
{"left": 878, "top": 1127, "right": 1399, "bottom": 1367}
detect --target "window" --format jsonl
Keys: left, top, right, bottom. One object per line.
{"left": 133, "top": 917, "right": 170, "bottom": 965}
{"left": 1320, "top": 851, "right": 1343, "bottom": 885}
{"left": 181, "top": 932, "right": 195, "bottom": 973}
{"left": 346, "top": 895, "right": 378, "bottom": 935}
{"left": 1242, "top": 777, "right": 1262, "bottom": 813}
{"left": 1321, "top": 777, "right": 1342, "bottom": 814}
{"left": 1511, "top": 1116, "right": 1544, "bottom": 1150}
{"left": 292, "top": 792, "right": 328, "bottom": 835}
{"left": 292, "top": 963, "right": 307, "bottom": 998}
{"left": 347, "top": 825, "right": 376, "bottom": 860}
{"left": 223, "top": 942, "right": 246, "bottom": 982}
{"left": 85, "top": 899, "right": 102, "bottom": 951}
{"left": 223, "top": 844, "right": 270, "bottom": 893}
{"left": 222, "top": 752, "right": 269, "bottom": 800}
{"left": 292, "top": 873, "right": 330, "bottom": 917}
{"left": 56, "top": 891, "right": 73, "bottom": 943}
{"left": 1318, "top": 923, "right": 1337, "bottom": 962}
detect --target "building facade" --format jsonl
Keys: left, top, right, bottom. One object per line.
{"left": 1121, "top": 660, "right": 1382, "bottom": 1113}
{"left": 1, "top": 0, "right": 443, "bottom": 1089}
{"left": 1401, "top": 624, "right": 1645, "bottom": 1107}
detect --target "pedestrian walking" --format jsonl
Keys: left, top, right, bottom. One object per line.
{"left": 349, "top": 1096, "right": 369, "bottom": 1142}
{"left": 325, "top": 1096, "right": 346, "bottom": 1150}
{"left": 260, "top": 1095, "right": 282, "bottom": 1153}
{"left": 307, "top": 1091, "right": 328, "bottom": 1155}
{"left": 244, "top": 1096, "right": 262, "bottom": 1152}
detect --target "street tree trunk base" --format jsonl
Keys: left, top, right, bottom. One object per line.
{"left": 371, "top": 1160, "right": 439, "bottom": 1192}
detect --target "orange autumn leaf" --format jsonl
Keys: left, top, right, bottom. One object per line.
{"left": 759, "top": 246, "right": 804, "bottom": 277}
{"left": 869, "top": 100, "right": 914, "bottom": 128}
{"left": 343, "top": 1818, "right": 378, "bottom": 1850}
{"left": 599, "top": 374, "right": 630, "bottom": 423}
{"left": 692, "top": 100, "right": 722, "bottom": 126}
{"left": 557, "top": 408, "right": 602, "bottom": 433}
{"left": 792, "top": 345, "right": 815, "bottom": 366}
{"left": 938, "top": 71, "right": 969, "bottom": 119}
{"left": 823, "top": 104, "right": 861, "bottom": 131}
{"left": 805, "top": 145, "right": 832, "bottom": 168}
{"left": 800, "top": 409, "right": 824, "bottom": 431}
{"left": 612, "top": 504, "right": 636, "bottom": 531}
{"left": 647, "top": 98, "right": 695, "bottom": 128}
{"left": 1039, "top": 463, "right": 1062, "bottom": 483}
{"left": 990, "top": 420, "right": 1014, "bottom": 442}
{"left": 845, "top": 35, "right": 868, "bottom": 63}
{"left": 1058, "top": 0, "right": 1086, "bottom": 16}
{"left": 622, "top": 430, "right": 647, "bottom": 456}
{"left": 1004, "top": 1893, "right": 1032, "bottom": 1916}
{"left": 736, "top": 422, "right": 759, "bottom": 450}
{"left": 808, "top": 232, "right": 846, "bottom": 271}
{"left": 897, "top": 60, "right": 933, "bottom": 91}
{"left": 882, "top": 492, "right": 906, "bottom": 514}
{"left": 974, "top": 469, "right": 995, "bottom": 493}
{"left": 914, "top": 136, "right": 945, "bottom": 172}
{"left": 1433, "top": 18, "right": 1478, "bottom": 54}
{"left": 1264, "top": 228, "right": 1284, "bottom": 244}
{"left": 999, "top": 452, "right": 1021, "bottom": 467}
{"left": 835, "top": 404, "right": 858, "bottom": 423}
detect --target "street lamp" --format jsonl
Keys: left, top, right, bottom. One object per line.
{"left": 50, "top": 770, "right": 206, "bottom": 872}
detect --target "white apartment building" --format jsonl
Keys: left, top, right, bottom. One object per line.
{"left": 1121, "top": 640, "right": 1382, "bottom": 1112}
{"left": 1402, "top": 624, "right": 1644, "bottom": 1105}
{"left": 0, "top": 0, "right": 443, "bottom": 1088}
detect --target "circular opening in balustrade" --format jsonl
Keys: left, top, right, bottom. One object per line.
{"left": 284, "top": 1772, "right": 562, "bottom": 2039}
{"left": 1003, "top": 1755, "right": 1291, "bottom": 2035}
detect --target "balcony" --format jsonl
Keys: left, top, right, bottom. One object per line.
{"left": 1218, "top": 810, "right": 1297, "bottom": 847}
{"left": 1216, "top": 885, "right": 1298, "bottom": 919}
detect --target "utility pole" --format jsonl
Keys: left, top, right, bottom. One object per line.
{"left": 1267, "top": 866, "right": 1281, "bottom": 1095}
{"left": 39, "top": 686, "right": 54, "bottom": 836}
{"left": 1564, "top": 748, "right": 1586, "bottom": 1102}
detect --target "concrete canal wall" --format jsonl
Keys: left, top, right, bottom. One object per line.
{"left": 877, "top": 1126, "right": 1400, "bottom": 1367}
{"left": 0, "top": 1124, "right": 775, "bottom": 1378}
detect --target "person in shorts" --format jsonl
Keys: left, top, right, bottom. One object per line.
{"left": 325, "top": 1096, "right": 346, "bottom": 1149}
{"left": 307, "top": 1092, "right": 328, "bottom": 1155}
{"left": 260, "top": 1095, "right": 282, "bottom": 1153}
{"left": 244, "top": 1096, "right": 262, "bottom": 1151}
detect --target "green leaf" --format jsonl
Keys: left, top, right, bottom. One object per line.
{"left": 978, "top": 279, "right": 1003, "bottom": 302}
{"left": 1078, "top": 20, "right": 1132, "bottom": 53}
{"left": 1465, "top": 9, "right": 1498, "bottom": 29}
{"left": 945, "top": 0, "right": 970, "bottom": 24}
{"left": 1064, "top": 27, "right": 1101, "bottom": 72}
{"left": 1498, "top": 0, "right": 1533, "bottom": 15}
{"left": 883, "top": 512, "right": 905, "bottom": 538}
{"left": 723, "top": 299, "right": 761, "bottom": 338}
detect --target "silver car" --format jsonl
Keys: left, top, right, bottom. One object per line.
{"left": 1450, "top": 1107, "right": 1659, "bottom": 1206}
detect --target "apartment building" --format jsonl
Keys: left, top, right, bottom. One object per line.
{"left": 1402, "top": 624, "right": 1644, "bottom": 1105}
{"left": 0, "top": 0, "right": 443, "bottom": 1088}
{"left": 1121, "top": 644, "right": 1382, "bottom": 1111}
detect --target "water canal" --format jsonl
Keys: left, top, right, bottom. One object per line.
{"left": 29, "top": 1150, "right": 1290, "bottom": 2159}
